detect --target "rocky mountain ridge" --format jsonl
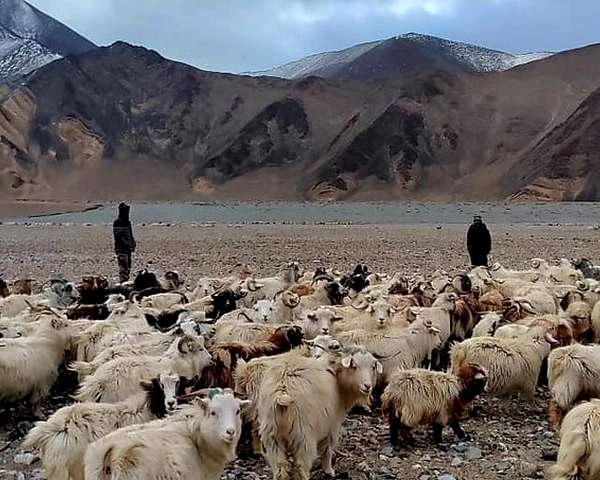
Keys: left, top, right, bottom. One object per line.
{"left": 0, "top": 37, "right": 599, "bottom": 201}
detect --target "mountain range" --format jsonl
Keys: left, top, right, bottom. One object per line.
{"left": 0, "top": 1, "right": 599, "bottom": 201}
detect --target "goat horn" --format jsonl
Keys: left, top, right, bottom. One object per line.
{"left": 237, "top": 311, "right": 254, "bottom": 322}
{"left": 312, "top": 274, "right": 333, "bottom": 285}
{"left": 176, "top": 388, "right": 214, "bottom": 400}
{"left": 351, "top": 299, "right": 368, "bottom": 310}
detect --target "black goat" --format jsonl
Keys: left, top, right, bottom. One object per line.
{"left": 144, "top": 308, "right": 187, "bottom": 331}
{"left": 134, "top": 269, "right": 160, "bottom": 291}
{"left": 341, "top": 264, "right": 370, "bottom": 293}
{"left": 66, "top": 304, "right": 110, "bottom": 320}
{"left": 572, "top": 258, "right": 600, "bottom": 281}
{"left": 207, "top": 289, "right": 245, "bottom": 320}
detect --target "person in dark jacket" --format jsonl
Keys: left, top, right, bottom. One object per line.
{"left": 467, "top": 215, "right": 491, "bottom": 267}
{"left": 113, "top": 203, "right": 136, "bottom": 283}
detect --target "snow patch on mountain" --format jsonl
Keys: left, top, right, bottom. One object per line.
{"left": 401, "top": 33, "right": 553, "bottom": 72}
{"left": 245, "top": 40, "right": 381, "bottom": 79}
{"left": 246, "top": 32, "right": 553, "bottom": 79}
{"left": 0, "top": 35, "right": 60, "bottom": 81}
{"left": 0, "top": 0, "right": 95, "bottom": 82}
{"left": 0, "top": 0, "right": 43, "bottom": 39}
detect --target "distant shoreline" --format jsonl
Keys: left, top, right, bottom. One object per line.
{"left": 1, "top": 200, "right": 600, "bottom": 226}
{"left": 0, "top": 200, "right": 105, "bottom": 220}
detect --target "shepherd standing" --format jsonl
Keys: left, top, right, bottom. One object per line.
{"left": 467, "top": 215, "right": 491, "bottom": 267}
{"left": 113, "top": 203, "right": 136, "bottom": 283}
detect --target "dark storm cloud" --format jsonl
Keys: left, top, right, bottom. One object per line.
{"left": 29, "top": 0, "right": 600, "bottom": 73}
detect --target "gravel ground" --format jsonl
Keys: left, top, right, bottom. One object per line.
{"left": 2, "top": 223, "right": 598, "bottom": 479}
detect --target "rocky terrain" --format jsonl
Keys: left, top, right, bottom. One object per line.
{"left": 1, "top": 38, "right": 600, "bottom": 202}
{"left": 0, "top": 0, "right": 95, "bottom": 82}
{"left": 2, "top": 222, "right": 598, "bottom": 479}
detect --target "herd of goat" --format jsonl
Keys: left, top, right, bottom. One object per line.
{"left": 1, "top": 257, "right": 600, "bottom": 479}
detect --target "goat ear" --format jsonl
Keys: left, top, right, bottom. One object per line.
{"left": 341, "top": 356, "right": 354, "bottom": 368}
{"left": 238, "top": 399, "right": 252, "bottom": 408}
{"left": 333, "top": 315, "right": 343, "bottom": 322}
{"left": 177, "top": 337, "right": 192, "bottom": 353}
{"left": 376, "top": 361, "right": 383, "bottom": 374}
{"left": 140, "top": 379, "right": 153, "bottom": 391}
{"left": 193, "top": 397, "right": 210, "bottom": 411}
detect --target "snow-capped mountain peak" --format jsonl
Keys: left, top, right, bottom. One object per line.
{"left": 245, "top": 33, "right": 553, "bottom": 80}
{"left": 0, "top": 0, "right": 95, "bottom": 82}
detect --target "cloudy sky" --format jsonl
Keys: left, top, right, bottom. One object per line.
{"left": 29, "top": 0, "right": 600, "bottom": 73}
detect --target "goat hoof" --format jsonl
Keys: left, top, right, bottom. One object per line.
{"left": 322, "top": 467, "right": 336, "bottom": 478}
{"left": 542, "top": 449, "right": 557, "bottom": 461}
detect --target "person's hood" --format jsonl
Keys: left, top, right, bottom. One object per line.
{"left": 118, "top": 202, "right": 130, "bottom": 220}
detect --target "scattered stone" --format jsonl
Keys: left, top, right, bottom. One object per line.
{"left": 465, "top": 446, "right": 483, "bottom": 460}
{"left": 451, "top": 456, "right": 463, "bottom": 466}
{"left": 451, "top": 442, "right": 468, "bottom": 453}
{"left": 520, "top": 461, "right": 539, "bottom": 477}
{"left": 380, "top": 447, "right": 395, "bottom": 457}
{"left": 13, "top": 453, "right": 37, "bottom": 465}
{"left": 495, "top": 442, "right": 509, "bottom": 453}
{"left": 438, "top": 475, "right": 457, "bottom": 480}
{"left": 495, "top": 461, "right": 512, "bottom": 472}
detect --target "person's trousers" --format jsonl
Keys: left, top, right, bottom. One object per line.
{"left": 469, "top": 252, "right": 488, "bottom": 267}
{"left": 116, "top": 252, "right": 132, "bottom": 283}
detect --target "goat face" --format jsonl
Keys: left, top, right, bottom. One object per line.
{"left": 210, "top": 290, "right": 237, "bottom": 319}
{"left": 368, "top": 300, "right": 393, "bottom": 327}
{"left": 282, "top": 325, "right": 304, "bottom": 347}
{"left": 325, "top": 282, "right": 348, "bottom": 305}
{"left": 253, "top": 300, "right": 275, "bottom": 323}
{"left": 197, "top": 390, "right": 250, "bottom": 445}
{"left": 158, "top": 372, "right": 180, "bottom": 412}
{"left": 134, "top": 269, "right": 160, "bottom": 291}
{"left": 339, "top": 348, "right": 381, "bottom": 397}
{"left": 164, "top": 271, "right": 184, "bottom": 290}
{"left": 49, "top": 280, "right": 79, "bottom": 307}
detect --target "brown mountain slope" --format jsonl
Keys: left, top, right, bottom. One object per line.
{"left": 1, "top": 41, "right": 600, "bottom": 201}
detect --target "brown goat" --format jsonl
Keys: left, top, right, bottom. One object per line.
{"left": 289, "top": 284, "right": 315, "bottom": 297}
{"left": 11, "top": 279, "right": 33, "bottom": 295}
{"left": 382, "top": 363, "right": 488, "bottom": 448}
{"left": 478, "top": 289, "right": 504, "bottom": 312}
{"left": 188, "top": 325, "right": 304, "bottom": 389}
{"left": 453, "top": 293, "right": 481, "bottom": 340}
{"left": 0, "top": 278, "right": 9, "bottom": 298}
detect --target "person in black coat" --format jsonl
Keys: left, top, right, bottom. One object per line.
{"left": 113, "top": 203, "right": 136, "bottom": 283}
{"left": 467, "top": 215, "right": 491, "bottom": 267}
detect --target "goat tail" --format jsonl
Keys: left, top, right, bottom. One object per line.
{"left": 69, "top": 360, "right": 95, "bottom": 377}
